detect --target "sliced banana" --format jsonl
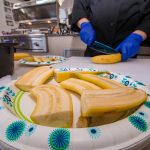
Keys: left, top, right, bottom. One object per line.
{"left": 30, "top": 84, "right": 73, "bottom": 128}
{"left": 81, "top": 88, "right": 147, "bottom": 117}
{"left": 75, "top": 73, "right": 124, "bottom": 89}
{"left": 15, "top": 66, "right": 54, "bottom": 91}
{"left": 60, "top": 78, "right": 101, "bottom": 95}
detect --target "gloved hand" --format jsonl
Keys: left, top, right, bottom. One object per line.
{"left": 80, "top": 22, "right": 96, "bottom": 46}
{"left": 116, "top": 33, "right": 144, "bottom": 61}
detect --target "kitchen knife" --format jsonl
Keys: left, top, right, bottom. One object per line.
{"left": 89, "top": 41, "right": 118, "bottom": 54}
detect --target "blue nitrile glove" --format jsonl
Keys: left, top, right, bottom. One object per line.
{"left": 116, "top": 33, "right": 144, "bottom": 61}
{"left": 80, "top": 22, "right": 96, "bottom": 46}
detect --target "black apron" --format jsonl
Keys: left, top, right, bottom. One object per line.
{"left": 71, "top": 0, "right": 150, "bottom": 56}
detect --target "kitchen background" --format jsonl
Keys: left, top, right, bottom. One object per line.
{"left": 0, "top": 0, "right": 149, "bottom": 57}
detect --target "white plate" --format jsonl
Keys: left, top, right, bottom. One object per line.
{"left": 20, "top": 55, "right": 66, "bottom": 66}
{"left": 0, "top": 67, "right": 150, "bottom": 150}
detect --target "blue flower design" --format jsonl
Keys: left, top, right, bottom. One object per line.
{"left": 129, "top": 82, "right": 137, "bottom": 88}
{"left": 48, "top": 129, "right": 70, "bottom": 150}
{"left": 125, "top": 76, "right": 131, "bottom": 78}
{"left": 2, "top": 94, "right": 12, "bottom": 107}
{"left": 60, "top": 67, "right": 69, "bottom": 71}
{"left": 6, "top": 121, "right": 26, "bottom": 142}
{"left": 144, "top": 101, "right": 150, "bottom": 108}
{"left": 109, "top": 73, "right": 118, "bottom": 79}
{"left": 0, "top": 86, "right": 6, "bottom": 93}
{"left": 137, "top": 112, "right": 148, "bottom": 119}
{"left": 121, "top": 78, "right": 130, "bottom": 86}
{"left": 135, "top": 81, "right": 145, "bottom": 87}
{"left": 87, "top": 127, "right": 101, "bottom": 139}
{"left": 24, "top": 124, "right": 37, "bottom": 136}
{"left": 89, "top": 68, "right": 96, "bottom": 72}
{"left": 128, "top": 116, "right": 148, "bottom": 132}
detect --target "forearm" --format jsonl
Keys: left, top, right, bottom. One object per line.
{"left": 133, "top": 30, "right": 147, "bottom": 41}
{"left": 77, "top": 18, "right": 89, "bottom": 28}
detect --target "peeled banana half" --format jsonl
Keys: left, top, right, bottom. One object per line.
{"left": 91, "top": 53, "right": 121, "bottom": 64}
{"left": 15, "top": 66, "right": 54, "bottom": 92}
{"left": 81, "top": 88, "right": 147, "bottom": 117}
{"left": 30, "top": 84, "right": 73, "bottom": 128}
{"left": 75, "top": 73, "right": 124, "bottom": 89}
{"left": 60, "top": 78, "right": 101, "bottom": 95}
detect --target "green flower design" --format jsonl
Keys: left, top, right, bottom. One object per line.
{"left": 48, "top": 129, "right": 70, "bottom": 150}
{"left": 144, "top": 101, "right": 150, "bottom": 108}
{"left": 128, "top": 116, "right": 148, "bottom": 132}
{"left": 6, "top": 121, "right": 26, "bottom": 142}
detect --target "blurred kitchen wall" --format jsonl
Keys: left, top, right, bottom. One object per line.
{"left": 0, "top": 0, "right": 19, "bottom": 34}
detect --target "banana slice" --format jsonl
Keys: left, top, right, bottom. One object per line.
{"left": 81, "top": 88, "right": 147, "bottom": 117}
{"left": 33, "top": 56, "right": 43, "bottom": 62}
{"left": 40, "top": 57, "right": 51, "bottom": 62}
{"left": 23, "top": 56, "right": 35, "bottom": 62}
{"left": 54, "top": 69, "right": 108, "bottom": 83}
{"left": 75, "top": 73, "right": 124, "bottom": 89}
{"left": 30, "top": 84, "right": 73, "bottom": 128}
{"left": 60, "top": 78, "right": 101, "bottom": 95}
{"left": 15, "top": 66, "right": 54, "bottom": 91}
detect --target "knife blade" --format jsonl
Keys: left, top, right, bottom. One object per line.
{"left": 89, "top": 41, "right": 118, "bottom": 54}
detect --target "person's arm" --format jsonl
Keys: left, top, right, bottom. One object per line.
{"left": 71, "top": 0, "right": 89, "bottom": 32}
{"left": 116, "top": 1, "right": 150, "bottom": 61}
{"left": 77, "top": 18, "right": 89, "bottom": 28}
{"left": 71, "top": 0, "right": 96, "bottom": 45}
{"left": 135, "top": 0, "right": 150, "bottom": 39}
{"left": 133, "top": 30, "right": 147, "bottom": 41}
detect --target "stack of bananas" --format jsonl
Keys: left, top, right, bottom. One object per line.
{"left": 59, "top": 73, "right": 147, "bottom": 127}
{"left": 15, "top": 67, "right": 147, "bottom": 128}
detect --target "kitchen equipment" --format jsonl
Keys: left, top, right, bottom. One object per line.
{"left": 0, "top": 68, "right": 150, "bottom": 150}
{"left": 0, "top": 34, "right": 48, "bottom": 53}
{"left": 13, "top": 0, "right": 59, "bottom": 24}
{"left": 0, "top": 41, "right": 16, "bottom": 78}
{"left": 89, "top": 41, "right": 118, "bottom": 54}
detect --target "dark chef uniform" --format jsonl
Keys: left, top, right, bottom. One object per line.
{"left": 71, "top": 0, "right": 150, "bottom": 56}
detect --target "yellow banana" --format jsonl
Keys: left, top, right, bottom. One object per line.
{"left": 60, "top": 78, "right": 101, "bottom": 95}
{"left": 30, "top": 84, "right": 73, "bottom": 128}
{"left": 91, "top": 53, "right": 121, "bottom": 64}
{"left": 54, "top": 69, "right": 108, "bottom": 83}
{"left": 15, "top": 66, "right": 54, "bottom": 91}
{"left": 81, "top": 88, "right": 147, "bottom": 117}
{"left": 75, "top": 73, "right": 124, "bottom": 89}
{"left": 33, "top": 56, "right": 43, "bottom": 62}
{"left": 14, "top": 53, "right": 30, "bottom": 61}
